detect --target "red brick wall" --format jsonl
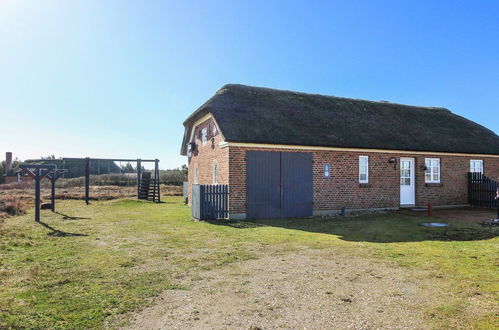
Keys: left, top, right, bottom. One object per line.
{"left": 226, "top": 146, "right": 499, "bottom": 215}
{"left": 187, "top": 117, "right": 228, "bottom": 203}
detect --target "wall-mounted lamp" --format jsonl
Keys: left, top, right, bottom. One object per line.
{"left": 420, "top": 164, "right": 428, "bottom": 171}
{"left": 388, "top": 158, "right": 397, "bottom": 170}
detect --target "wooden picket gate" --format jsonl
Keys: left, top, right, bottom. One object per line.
{"left": 191, "top": 184, "right": 229, "bottom": 220}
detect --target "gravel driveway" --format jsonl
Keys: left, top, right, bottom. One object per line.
{"left": 125, "top": 247, "right": 443, "bottom": 329}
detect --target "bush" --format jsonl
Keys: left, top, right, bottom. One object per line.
{"left": 159, "top": 166, "right": 187, "bottom": 186}
{"left": 0, "top": 197, "right": 27, "bottom": 217}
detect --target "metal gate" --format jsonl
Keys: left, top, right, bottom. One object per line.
{"left": 192, "top": 184, "right": 229, "bottom": 220}
{"left": 468, "top": 172, "right": 498, "bottom": 208}
{"left": 246, "top": 151, "right": 313, "bottom": 219}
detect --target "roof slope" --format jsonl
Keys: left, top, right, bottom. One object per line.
{"left": 181, "top": 84, "right": 499, "bottom": 155}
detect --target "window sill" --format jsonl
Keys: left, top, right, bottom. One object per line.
{"left": 359, "top": 183, "right": 371, "bottom": 188}
{"left": 425, "top": 182, "right": 442, "bottom": 187}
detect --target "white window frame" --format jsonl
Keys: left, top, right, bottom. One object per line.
{"left": 359, "top": 156, "right": 369, "bottom": 183}
{"left": 212, "top": 162, "right": 218, "bottom": 184}
{"left": 470, "top": 160, "right": 483, "bottom": 174}
{"left": 425, "top": 158, "right": 440, "bottom": 183}
{"left": 323, "top": 163, "right": 331, "bottom": 178}
{"left": 194, "top": 167, "right": 198, "bottom": 184}
{"left": 201, "top": 127, "right": 208, "bottom": 146}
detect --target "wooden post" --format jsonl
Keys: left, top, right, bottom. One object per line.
{"left": 47, "top": 170, "right": 66, "bottom": 213}
{"left": 51, "top": 176, "right": 56, "bottom": 212}
{"left": 427, "top": 202, "right": 432, "bottom": 217}
{"left": 19, "top": 164, "right": 55, "bottom": 222}
{"left": 496, "top": 188, "right": 499, "bottom": 218}
{"left": 155, "top": 159, "right": 160, "bottom": 203}
{"left": 85, "top": 157, "right": 90, "bottom": 205}
{"left": 35, "top": 168, "right": 41, "bottom": 222}
{"left": 136, "top": 159, "right": 142, "bottom": 199}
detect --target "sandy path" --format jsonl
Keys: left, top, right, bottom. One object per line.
{"left": 125, "top": 248, "right": 442, "bottom": 329}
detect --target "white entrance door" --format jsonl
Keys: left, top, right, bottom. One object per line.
{"left": 400, "top": 158, "right": 415, "bottom": 205}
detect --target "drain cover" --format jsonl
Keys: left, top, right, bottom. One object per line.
{"left": 421, "top": 222, "right": 448, "bottom": 227}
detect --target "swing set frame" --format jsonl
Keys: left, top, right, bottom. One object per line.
{"left": 61, "top": 157, "right": 160, "bottom": 204}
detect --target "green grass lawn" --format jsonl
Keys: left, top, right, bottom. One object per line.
{"left": 0, "top": 197, "right": 498, "bottom": 329}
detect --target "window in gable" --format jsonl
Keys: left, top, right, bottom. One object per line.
{"left": 201, "top": 127, "right": 208, "bottom": 146}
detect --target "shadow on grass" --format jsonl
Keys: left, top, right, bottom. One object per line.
{"left": 37, "top": 221, "right": 88, "bottom": 237}
{"left": 54, "top": 212, "right": 91, "bottom": 221}
{"left": 207, "top": 213, "right": 498, "bottom": 243}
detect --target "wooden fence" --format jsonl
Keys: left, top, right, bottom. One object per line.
{"left": 191, "top": 184, "right": 229, "bottom": 220}
{"left": 468, "top": 172, "right": 498, "bottom": 208}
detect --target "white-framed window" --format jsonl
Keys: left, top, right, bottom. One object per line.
{"left": 470, "top": 160, "right": 483, "bottom": 174}
{"left": 201, "top": 127, "right": 208, "bottom": 146}
{"left": 323, "top": 164, "right": 331, "bottom": 178}
{"left": 425, "top": 158, "right": 440, "bottom": 183}
{"left": 359, "top": 156, "right": 369, "bottom": 183}
{"left": 212, "top": 124, "right": 217, "bottom": 136}
{"left": 212, "top": 162, "right": 218, "bottom": 184}
{"left": 194, "top": 167, "right": 198, "bottom": 184}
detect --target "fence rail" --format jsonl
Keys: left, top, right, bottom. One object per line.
{"left": 468, "top": 172, "right": 498, "bottom": 208}
{"left": 192, "top": 184, "right": 228, "bottom": 220}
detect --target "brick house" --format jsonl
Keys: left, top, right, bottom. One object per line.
{"left": 181, "top": 84, "right": 499, "bottom": 219}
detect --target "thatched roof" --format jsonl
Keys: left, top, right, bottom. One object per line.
{"left": 181, "top": 84, "right": 499, "bottom": 155}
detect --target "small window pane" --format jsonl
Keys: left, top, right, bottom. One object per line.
{"left": 202, "top": 128, "right": 208, "bottom": 145}
{"left": 324, "top": 164, "right": 331, "bottom": 178}
{"left": 359, "top": 156, "right": 368, "bottom": 183}
{"left": 470, "top": 160, "right": 483, "bottom": 173}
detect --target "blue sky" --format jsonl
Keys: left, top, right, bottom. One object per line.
{"left": 1, "top": 0, "right": 498, "bottom": 169}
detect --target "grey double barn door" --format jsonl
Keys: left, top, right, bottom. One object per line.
{"left": 246, "top": 151, "right": 313, "bottom": 219}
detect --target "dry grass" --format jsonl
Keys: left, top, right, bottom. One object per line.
{"left": 0, "top": 184, "right": 182, "bottom": 219}
{"left": 0, "top": 196, "right": 27, "bottom": 219}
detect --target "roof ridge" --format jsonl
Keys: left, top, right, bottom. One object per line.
{"left": 219, "top": 83, "right": 450, "bottom": 111}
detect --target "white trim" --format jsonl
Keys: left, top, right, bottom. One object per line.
{"left": 219, "top": 142, "right": 499, "bottom": 158}
{"left": 400, "top": 157, "right": 415, "bottom": 205}
{"left": 359, "top": 155, "right": 369, "bottom": 183}
{"left": 189, "top": 113, "right": 212, "bottom": 143}
{"left": 188, "top": 113, "right": 226, "bottom": 145}
{"left": 470, "top": 159, "right": 484, "bottom": 173}
{"left": 424, "top": 158, "right": 440, "bottom": 183}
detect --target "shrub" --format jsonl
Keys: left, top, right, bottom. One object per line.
{"left": 0, "top": 197, "right": 27, "bottom": 217}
